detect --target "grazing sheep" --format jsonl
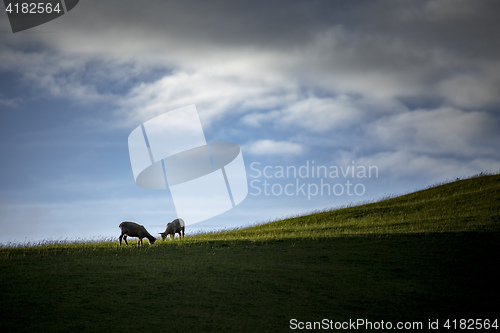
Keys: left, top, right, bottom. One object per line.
{"left": 160, "top": 218, "right": 185, "bottom": 240}
{"left": 119, "top": 221, "right": 156, "bottom": 246}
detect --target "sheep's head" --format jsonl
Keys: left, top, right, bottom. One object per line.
{"left": 159, "top": 232, "right": 167, "bottom": 241}
{"left": 149, "top": 237, "right": 156, "bottom": 245}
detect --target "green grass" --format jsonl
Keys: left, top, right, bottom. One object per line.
{"left": 193, "top": 173, "right": 500, "bottom": 241}
{"left": 1, "top": 174, "right": 499, "bottom": 332}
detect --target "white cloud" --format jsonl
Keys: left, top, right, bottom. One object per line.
{"left": 241, "top": 109, "right": 282, "bottom": 127}
{"left": 279, "top": 95, "right": 362, "bottom": 132}
{"left": 0, "top": 96, "right": 23, "bottom": 108}
{"left": 242, "top": 94, "right": 406, "bottom": 134}
{"left": 353, "top": 150, "right": 500, "bottom": 186}
{"left": 245, "top": 139, "right": 305, "bottom": 156}
{"left": 0, "top": 44, "right": 119, "bottom": 104}
{"left": 116, "top": 69, "right": 298, "bottom": 127}
{"left": 370, "top": 107, "right": 499, "bottom": 158}
{"left": 438, "top": 72, "right": 500, "bottom": 109}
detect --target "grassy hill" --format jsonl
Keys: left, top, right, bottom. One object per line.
{"left": 1, "top": 174, "right": 499, "bottom": 332}
{"left": 194, "top": 173, "right": 500, "bottom": 241}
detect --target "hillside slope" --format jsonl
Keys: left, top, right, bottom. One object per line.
{"left": 195, "top": 173, "right": 500, "bottom": 241}
{"left": 1, "top": 174, "right": 499, "bottom": 332}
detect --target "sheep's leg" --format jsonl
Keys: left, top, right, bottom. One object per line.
{"left": 119, "top": 234, "right": 123, "bottom": 246}
{"left": 123, "top": 235, "right": 129, "bottom": 246}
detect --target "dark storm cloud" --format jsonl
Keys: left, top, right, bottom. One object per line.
{"left": 4, "top": 0, "right": 499, "bottom": 107}
{"left": 83, "top": 0, "right": 339, "bottom": 48}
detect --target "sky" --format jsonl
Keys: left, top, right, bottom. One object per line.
{"left": 1, "top": 0, "right": 499, "bottom": 245}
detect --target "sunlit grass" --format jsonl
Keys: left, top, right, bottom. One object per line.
{"left": 3, "top": 173, "right": 499, "bottom": 251}
{"left": 1, "top": 173, "right": 499, "bottom": 332}
{"left": 186, "top": 173, "right": 500, "bottom": 242}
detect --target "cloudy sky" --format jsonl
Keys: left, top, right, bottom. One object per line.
{"left": 1, "top": 0, "right": 499, "bottom": 244}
